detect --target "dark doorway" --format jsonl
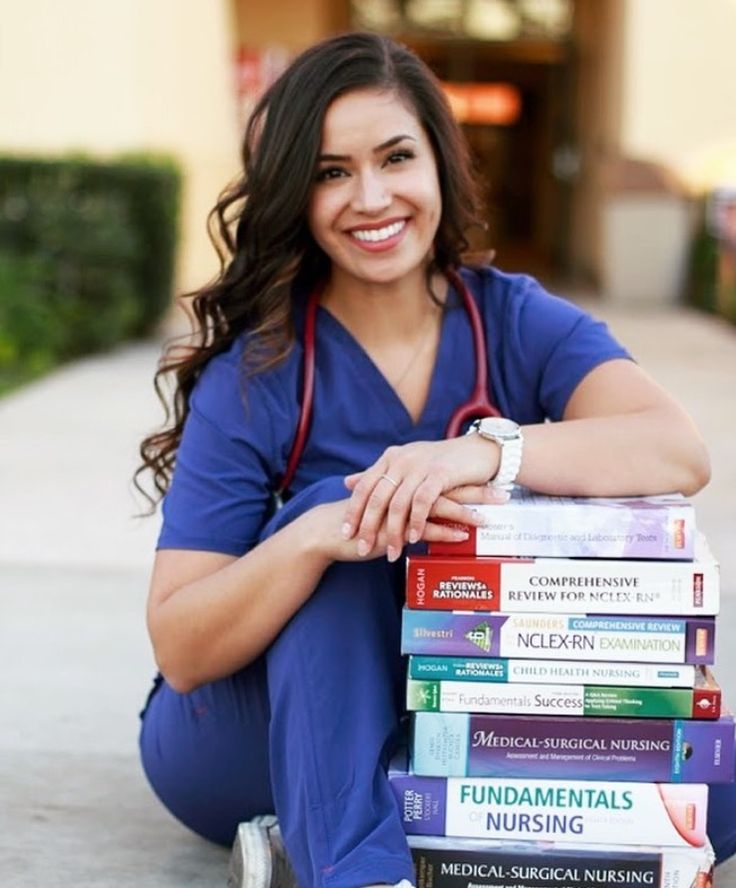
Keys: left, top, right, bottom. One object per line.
{"left": 407, "top": 36, "right": 577, "bottom": 280}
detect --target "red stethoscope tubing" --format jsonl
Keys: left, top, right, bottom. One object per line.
{"left": 277, "top": 269, "right": 500, "bottom": 496}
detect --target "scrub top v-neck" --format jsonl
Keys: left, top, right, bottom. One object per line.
{"left": 313, "top": 291, "right": 462, "bottom": 439}
{"left": 157, "top": 266, "right": 630, "bottom": 557}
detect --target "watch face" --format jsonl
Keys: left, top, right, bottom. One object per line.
{"left": 475, "top": 417, "right": 520, "bottom": 439}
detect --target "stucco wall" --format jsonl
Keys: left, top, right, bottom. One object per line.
{"left": 619, "top": 0, "right": 736, "bottom": 190}
{"left": 0, "top": 0, "right": 241, "bottom": 296}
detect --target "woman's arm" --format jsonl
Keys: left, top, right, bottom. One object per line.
{"left": 518, "top": 358, "right": 710, "bottom": 496}
{"left": 343, "top": 359, "right": 710, "bottom": 559}
{"left": 148, "top": 513, "right": 332, "bottom": 695}
{"left": 147, "top": 494, "right": 487, "bottom": 693}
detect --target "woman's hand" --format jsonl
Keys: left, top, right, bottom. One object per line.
{"left": 340, "top": 436, "right": 510, "bottom": 561}
{"left": 305, "top": 493, "right": 494, "bottom": 564}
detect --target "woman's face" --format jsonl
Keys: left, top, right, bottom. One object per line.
{"left": 307, "top": 88, "right": 442, "bottom": 290}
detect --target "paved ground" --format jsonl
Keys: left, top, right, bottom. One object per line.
{"left": 1, "top": 302, "right": 735, "bottom": 886}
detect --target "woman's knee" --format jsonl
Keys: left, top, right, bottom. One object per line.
{"left": 139, "top": 668, "right": 274, "bottom": 845}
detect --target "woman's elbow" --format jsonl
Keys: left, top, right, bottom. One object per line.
{"left": 147, "top": 614, "right": 201, "bottom": 695}
{"left": 151, "top": 642, "right": 199, "bottom": 695}
{"left": 669, "top": 421, "right": 711, "bottom": 496}
{"left": 680, "top": 446, "right": 711, "bottom": 497}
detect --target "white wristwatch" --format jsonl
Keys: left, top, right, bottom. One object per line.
{"left": 466, "top": 417, "right": 524, "bottom": 490}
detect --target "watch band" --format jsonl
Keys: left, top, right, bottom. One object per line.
{"left": 490, "top": 434, "right": 523, "bottom": 489}
{"left": 466, "top": 418, "right": 524, "bottom": 490}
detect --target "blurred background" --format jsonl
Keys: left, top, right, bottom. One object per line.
{"left": 1, "top": 2, "right": 735, "bottom": 886}
{"left": 2, "top": 0, "right": 736, "bottom": 353}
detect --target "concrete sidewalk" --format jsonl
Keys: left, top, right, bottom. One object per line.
{"left": 1, "top": 304, "right": 735, "bottom": 886}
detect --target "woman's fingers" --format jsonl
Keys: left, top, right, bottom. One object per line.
{"left": 341, "top": 464, "right": 398, "bottom": 553}
{"left": 420, "top": 520, "right": 472, "bottom": 543}
{"left": 342, "top": 439, "right": 509, "bottom": 558}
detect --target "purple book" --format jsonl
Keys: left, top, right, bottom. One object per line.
{"left": 411, "top": 710, "right": 736, "bottom": 783}
{"left": 401, "top": 609, "right": 715, "bottom": 665}
{"left": 430, "top": 490, "right": 695, "bottom": 560}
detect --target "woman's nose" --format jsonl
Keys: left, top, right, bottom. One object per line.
{"left": 351, "top": 169, "right": 391, "bottom": 213}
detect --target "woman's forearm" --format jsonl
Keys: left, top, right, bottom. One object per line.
{"left": 513, "top": 359, "right": 711, "bottom": 498}
{"left": 517, "top": 406, "right": 710, "bottom": 498}
{"left": 147, "top": 513, "right": 333, "bottom": 694}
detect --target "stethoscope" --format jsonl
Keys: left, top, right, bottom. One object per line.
{"left": 277, "top": 268, "right": 500, "bottom": 496}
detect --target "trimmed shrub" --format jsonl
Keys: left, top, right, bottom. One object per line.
{"left": 687, "top": 195, "right": 736, "bottom": 324}
{"left": 0, "top": 154, "right": 181, "bottom": 393}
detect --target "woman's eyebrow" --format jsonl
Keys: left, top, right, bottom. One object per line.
{"left": 317, "top": 134, "right": 417, "bottom": 163}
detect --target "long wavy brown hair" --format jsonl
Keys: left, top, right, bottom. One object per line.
{"left": 136, "top": 31, "right": 485, "bottom": 506}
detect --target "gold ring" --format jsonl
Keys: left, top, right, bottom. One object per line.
{"left": 379, "top": 473, "right": 399, "bottom": 488}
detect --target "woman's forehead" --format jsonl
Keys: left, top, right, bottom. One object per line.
{"left": 319, "top": 88, "right": 425, "bottom": 151}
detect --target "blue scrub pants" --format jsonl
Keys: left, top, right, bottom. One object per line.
{"left": 139, "top": 477, "right": 417, "bottom": 888}
{"left": 139, "top": 478, "right": 736, "bottom": 884}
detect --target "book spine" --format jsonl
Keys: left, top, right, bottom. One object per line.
{"left": 409, "top": 837, "right": 714, "bottom": 888}
{"left": 410, "top": 711, "right": 736, "bottom": 783}
{"left": 400, "top": 609, "right": 716, "bottom": 665}
{"left": 428, "top": 497, "right": 694, "bottom": 559}
{"left": 406, "top": 678, "right": 721, "bottom": 719}
{"left": 405, "top": 554, "right": 719, "bottom": 615}
{"left": 390, "top": 771, "right": 709, "bottom": 847}
{"left": 407, "top": 656, "right": 698, "bottom": 688}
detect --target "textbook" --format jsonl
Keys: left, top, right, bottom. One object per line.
{"left": 410, "top": 710, "right": 736, "bottom": 783}
{"left": 389, "top": 759, "right": 709, "bottom": 847}
{"left": 406, "top": 535, "right": 718, "bottom": 615}
{"left": 428, "top": 490, "right": 694, "bottom": 560}
{"left": 401, "top": 609, "right": 716, "bottom": 665}
{"left": 406, "top": 667, "right": 722, "bottom": 720}
{"left": 407, "top": 656, "right": 698, "bottom": 689}
{"left": 408, "top": 835, "right": 715, "bottom": 888}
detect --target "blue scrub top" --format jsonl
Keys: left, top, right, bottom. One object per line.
{"left": 157, "top": 266, "right": 630, "bottom": 556}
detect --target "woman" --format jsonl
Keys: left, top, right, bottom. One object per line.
{"left": 137, "top": 31, "right": 726, "bottom": 888}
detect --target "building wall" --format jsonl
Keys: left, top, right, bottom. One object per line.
{"left": 0, "top": 0, "right": 241, "bottom": 296}
{"left": 233, "top": 0, "right": 348, "bottom": 50}
{"left": 619, "top": 0, "right": 736, "bottom": 190}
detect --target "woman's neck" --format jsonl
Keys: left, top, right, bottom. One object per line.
{"left": 321, "top": 266, "right": 448, "bottom": 343}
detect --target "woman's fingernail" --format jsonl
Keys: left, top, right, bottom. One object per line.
{"left": 341, "top": 522, "right": 353, "bottom": 539}
{"left": 357, "top": 539, "right": 370, "bottom": 557}
{"left": 387, "top": 546, "right": 399, "bottom": 562}
{"left": 452, "top": 529, "right": 470, "bottom": 540}
{"left": 469, "top": 508, "right": 486, "bottom": 525}
{"left": 493, "top": 490, "right": 511, "bottom": 503}
{"left": 408, "top": 529, "right": 420, "bottom": 544}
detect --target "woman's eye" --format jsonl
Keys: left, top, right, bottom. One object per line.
{"left": 386, "top": 150, "right": 415, "bottom": 165}
{"left": 315, "top": 167, "right": 346, "bottom": 182}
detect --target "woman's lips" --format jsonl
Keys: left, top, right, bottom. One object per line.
{"left": 347, "top": 219, "right": 408, "bottom": 252}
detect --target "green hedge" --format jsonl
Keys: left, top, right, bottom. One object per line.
{"left": 0, "top": 154, "right": 181, "bottom": 393}
{"left": 687, "top": 200, "right": 736, "bottom": 324}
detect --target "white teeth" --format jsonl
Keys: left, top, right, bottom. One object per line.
{"left": 351, "top": 221, "right": 405, "bottom": 243}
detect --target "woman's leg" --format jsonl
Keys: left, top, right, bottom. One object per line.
{"left": 139, "top": 477, "right": 414, "bottom": 887}
{"left": 261, "top": 478, "right": 414, "bottom": 888}
{"left": 139, "top": 657, "right": 273, "bottom": 846}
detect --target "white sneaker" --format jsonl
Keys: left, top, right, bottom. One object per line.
{"left": 227, "top": 817, "right": 297, "bottom": 888}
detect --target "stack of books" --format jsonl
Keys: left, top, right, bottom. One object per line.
{"left": 389, "top": 490, "right": 734, "bottom": 887}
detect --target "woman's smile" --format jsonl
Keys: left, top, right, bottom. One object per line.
{"left": 347, "top": 218, "right": 408, "bottom": 250}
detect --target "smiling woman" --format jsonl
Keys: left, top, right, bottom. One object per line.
{"left": 134, "top": 31, "right": 722, "bottom": 888}
{"left": 308, "top": 91, "right": 441, "bottom": 288}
